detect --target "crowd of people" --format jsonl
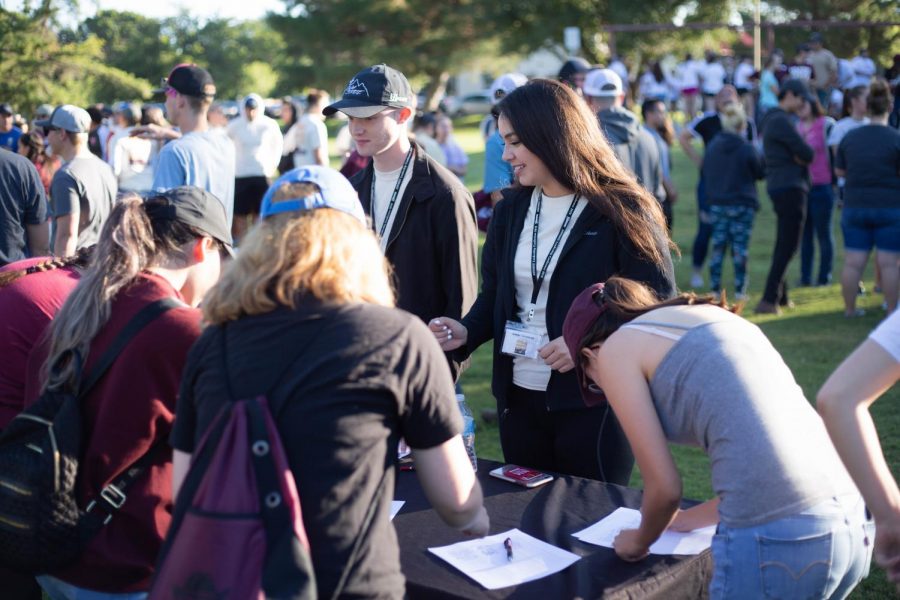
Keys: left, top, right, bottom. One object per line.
{"left": 0, "top": 33, "right": 897, "bottom": 600}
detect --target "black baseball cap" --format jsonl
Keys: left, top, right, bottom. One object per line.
{"left": 144, "top": 186, "right": 234, "bottom": 256}
{"left": 0, "top": 103, "right": 13, "bottom": 116}
{"left": 323, "top": 64, "right": 414, "bottom": 118}
{"left": 154, "top": 64, "right": 216, "bottom": 99}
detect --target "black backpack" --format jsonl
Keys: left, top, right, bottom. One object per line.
{"left": 0, "top": 298, "right": 179, "bottom": 572}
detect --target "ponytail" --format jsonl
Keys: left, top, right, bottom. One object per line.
{"left": 0, "top": 246, "right": 94, "bottom": 289}
{"left": 42, "top": 198, "right": 158, "bottom": 392}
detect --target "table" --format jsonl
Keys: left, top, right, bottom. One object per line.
{"left": 393, "top": 458, "right": 712, "bottom": 599}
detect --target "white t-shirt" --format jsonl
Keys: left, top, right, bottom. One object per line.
{"left": 371, "top": 157, "right": 414, "bottom": 252}
{"left": 870, "top": 309, "right": 900, "bottom": 363}
{"left": 848, "top": 56, "right": 876, "bottom": 89}
{"left": 827, "top": 117, "right": 870, "bottom": 148}
{"left": 678, "top": 60, "right": 702, "bottom": 89}
{"left": 701, "top": 62, "right": 726, "bottom": 95}
{"left": 733, "top": 62, "right": 755, "bottom": 89}
{"left": 285, "top": 114, "right": 329, "bottom": 167}
{"left": 512, "top": 187, "right": 587, "bottom": 390}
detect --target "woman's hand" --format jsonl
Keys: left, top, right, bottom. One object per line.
{"left": 539, "top": 336, "right": 574, "bottom": 372}
{"left": 613, "top": 528, "right": 651, "bottom": 562}
{"left": 428, "top": 317, "right": 467, "bottom": 351}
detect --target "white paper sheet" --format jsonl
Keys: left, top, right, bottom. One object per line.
{"left": 390, "top": 500, "right": 405, "bottom": 520}
{"left": 573, "top": 507, "right": 715, "bottom": 556}
{"left": 428, "top": 528, "right": 581, "bottom": 590}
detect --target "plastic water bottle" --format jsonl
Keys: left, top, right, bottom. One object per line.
{"left": 457, "top": 394, "right": 477, "bottom": 472}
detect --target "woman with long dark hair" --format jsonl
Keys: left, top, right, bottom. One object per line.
{"left": 564, "top": 276, "right": 871, "bottom": 598}
{"left": 17, "top": 131, "right": 58, "bottom": 194}
{"left": 24, "top": 188, "right": 231, "bottom": 599}
{"left": 796, "top": 96, "right": 835, "bottom": 287}
{"left": 430, "top": 79, "right": 675, "bottom": 482}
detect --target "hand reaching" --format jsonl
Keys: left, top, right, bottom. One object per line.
{"left": 428, "top": 317, "right": 467, "bottom": 351}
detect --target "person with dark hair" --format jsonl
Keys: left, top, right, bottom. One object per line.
{"left": 808, "top": 33, "right": 838, "bottom": 108}
{"left": 429, "top": 79, "right": 675, "bottom": 482}
{"left": 700, "top": 51, "right": 726, "bottom": 112}
{"left": 324, "top": 64, "right": 478, "bottom": 380}
{"left": 641, "top": 98, "right": 677, "bottom": 229}
{"left": 108, "top": 102, "right": 153, "bottom": 194}
{"left": 171, "top": 167, "right": 488, "bottom": 599}
{"left": 835, "top": 78, "right": 900, "bottom": 316}
{"left": 563, "top": 276, "right": 871, "bottom": 598}
{"left": 796, "top": 96, "right": 836, "bottom": 287}
{"left": 0, "top": 102, "right": 23, "bottom": 152}
{"left": 412, "top": 111, "right": 447, "bottom": 166}
{"left": 755, "top": 80, "right": 815, "bottom": 315}
{"left": 16, "top": 130, "right": 58, "bottom": 194}
{"left": 85, "top": 105, "right": 104, "bottom": 159}
{"left": 701, "top": 102, "right": 765, "bottom": 301}
{"left": 758, "top": 54, "right": 781, "bottom": 115}
{"left": 557, "top": 57, "right": 591, "bottom": 95}
{"left": 24, "top": 187, "right": 232, "bottom": 598}
{"left": 36, "top": 105, "right": 117, "bottom": 257}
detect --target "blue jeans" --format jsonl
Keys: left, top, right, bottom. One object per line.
{"left": 710, "top": 494, "right": 873, "bottom": 600}
{"left": 36, "top": 576, "right": 147, "bottom": 600}
{"left": 800, "top": 184, "right": 835, "bottom": 285}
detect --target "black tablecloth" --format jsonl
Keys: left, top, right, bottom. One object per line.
{"left": 394, "top": 458, "right": 712, "bottom": 599}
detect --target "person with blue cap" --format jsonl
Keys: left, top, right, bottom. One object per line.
{"left": 170, "top": 165, "right": 489, "bottom": 599}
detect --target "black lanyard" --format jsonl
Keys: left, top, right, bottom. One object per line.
{"left": 527, "top": 192, "right": 580, "bottom": 322}
{"left": 371, "top": 148, "right": 414, "bottom": 239}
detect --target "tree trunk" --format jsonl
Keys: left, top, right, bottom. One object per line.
{"left": 424, "top": 70, "right": 450, "bottom": 113}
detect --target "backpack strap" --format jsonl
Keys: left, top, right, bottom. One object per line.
{"left": 79, "top": 297, "right": 184, "bottom": 398}
{"left": 78, "top": 297, "right": 183, "bottom": 530}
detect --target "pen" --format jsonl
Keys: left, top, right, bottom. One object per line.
{"left": 504, "top": 537, "right": 513, "bottom": 561}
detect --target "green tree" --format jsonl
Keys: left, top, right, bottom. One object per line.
{"left": 76, "top": 10, "right": 170, "bottom": 83}
{"left": 269, "top": 0, "right": 495, "bottom": 107}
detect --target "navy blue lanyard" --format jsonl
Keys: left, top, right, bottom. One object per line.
{"left": 371, "top": 148, "right": 414, "bottom": 238}
{"left": 527, "top": 192, "right": 580, "bottom": 321}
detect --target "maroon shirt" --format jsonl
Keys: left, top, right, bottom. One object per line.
{"left": 0, "top": 257, "right": 80, "bottom": 429}
{"left": 25, "top": 272, "right": 202, "bottom": 592}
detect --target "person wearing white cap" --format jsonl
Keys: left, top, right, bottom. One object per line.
{"left": 584, "top": 69, "right": 665, "bottom": 214}
{"left": 36, "top": 105, "right": 117, "bottom": 257}
{"left": 481, "top": 73, "right": 527, "bottom": 211}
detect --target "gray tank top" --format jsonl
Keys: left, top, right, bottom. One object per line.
{"left": 625, "top": 316, "right": 855, "bottom": 528}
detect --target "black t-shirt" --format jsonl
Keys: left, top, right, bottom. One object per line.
{"left": 835, "top": 125, "right": 900, "bottom": 209}
{"left": 171, "top": 299, "right": 462, "bottom": 599}
{"left": 0, "top": 150, "right": 47, "bottom": 265}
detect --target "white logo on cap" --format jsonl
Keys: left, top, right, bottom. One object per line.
{"left": 387, "top": 93, "right": 408, "bottom": 103}
{"left": 344, "top": 79, "right": 370, "bottom": 97}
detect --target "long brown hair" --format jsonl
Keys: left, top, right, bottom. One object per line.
{"left": 496, "top": 79, "right": 674, "bottom": 265}
{"left": 42, "top": 196, "right": 206, "bottom": 392}
{"left": 0, "top": 246, "right": 93, "bottom": 288}
{"left": 577, "top": 276, "right": 732, "bottom": 351}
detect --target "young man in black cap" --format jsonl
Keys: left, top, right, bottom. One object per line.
{"left": 149, "top": 64, "right": 236, "bottom": 228}
{"left": 324, "top": 64, "right": 478, "bottom": 376}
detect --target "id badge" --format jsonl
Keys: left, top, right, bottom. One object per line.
{"left": 501, "top": 321, "right": 543, "bottom": 359}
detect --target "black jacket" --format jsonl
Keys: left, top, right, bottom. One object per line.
{"left": 760, "top": 107, "right": 814, "bottom": 192}
{"left": 351, "top": 143, "right": 479, "bottom": 328}
{"left": 456, "top": 186, "right": 676, "bottom": 413}
{"left": 702, "top": 132, "right": 765, "bottom": 209}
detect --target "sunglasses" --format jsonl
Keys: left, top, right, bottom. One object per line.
{"left": 42, "top": 126, "right": 59, "bottom": 135}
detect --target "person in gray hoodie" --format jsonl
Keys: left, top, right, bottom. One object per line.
{"left": 584, "top": 69, "right": 665, "bottom": 208}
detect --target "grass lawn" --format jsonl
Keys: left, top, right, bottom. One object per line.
{"left": 431, "top": 114, "right": 896, "bottom": 598}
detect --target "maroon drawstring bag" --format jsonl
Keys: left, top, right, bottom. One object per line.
{"left": 149, "top": 396, "right": 314, "bottom": 599}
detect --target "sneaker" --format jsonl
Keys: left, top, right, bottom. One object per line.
{"left": 844, "top": 308, "right": 866, "bottom": 318}
{"left": 755, "top": 300, "right": 782, "bottom": 315}
{"left": 690, "top": 273, "right": 704, "bottom": 288}
{"left": 735, "top": 293, "right": 749, "bottom": 303}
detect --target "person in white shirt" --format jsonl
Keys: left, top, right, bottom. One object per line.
{"left": 677, "top": 53, "right": 705, "bottom": 120}
{"left": 732, "top": 55, "right": 756, "bottom": 122}
{"left": 827, "top": 85, "right": 869, "bottom": 200}
{"left": 107, "top": 103, "right": 153, "bottom": 194}
{"left": 701, "top": 52, "right": 726, "bottom": 112}
{"left": 283, "top": 90, "right": 330, "bottom": 168}
{"left": 227, "top": 93, "right": 283, "bottom": 241}
{"left": 848, "top": 48, "right": 876, "bottom": 90}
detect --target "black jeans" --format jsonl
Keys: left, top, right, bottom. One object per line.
{"left": 762, "top": 187, "right": 808, "bottom": 304}
{"left": 498, "top": 385, "right": 634, "bottom": 485}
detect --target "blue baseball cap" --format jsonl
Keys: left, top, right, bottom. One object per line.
{"left": 259, "top": 166, "right": 366, "bottom": 225}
